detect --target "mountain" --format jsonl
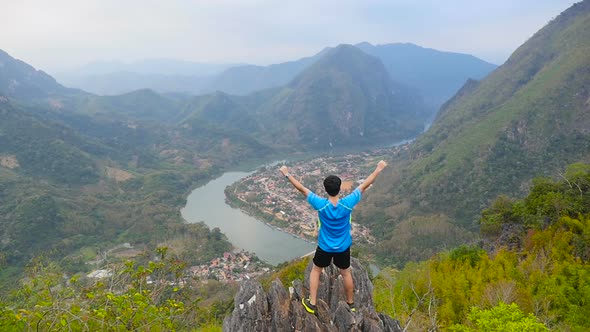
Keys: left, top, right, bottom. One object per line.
{"left": 201, "top": 50, "right": 326, "bottom": 96}
{"left": 255, "top": 45, "right": 427, "bottom": 148}
{"left": 357, "top": 0, "right": 590, "bottom": 265}
{"left": 355, "top": 42, "right": 497, "bottom": 112}
{"left": 182, "top": 45, "right": 428, "bottom": 150}
{"left": 0, "top": 49, "right": 79, "bottom": 99}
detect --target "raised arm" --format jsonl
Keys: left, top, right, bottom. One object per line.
{"left": 279, "top": 165, "right": 311, "bottom": 197}
{"left": 357, "top": 160, "right": 388, "bottom": 194}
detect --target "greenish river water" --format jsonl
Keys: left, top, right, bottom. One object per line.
{"left": 181, "top": 171, "right": 315, "bottom": 265}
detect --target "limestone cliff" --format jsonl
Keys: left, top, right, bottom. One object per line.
{"left": 223, "top": 258, "right": 402, "bottom": 331}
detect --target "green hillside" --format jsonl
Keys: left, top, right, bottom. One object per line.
{"left": 0, "top": 100, "right": 102, "bottom": 184}
{"left": 73, "top": 89, "right": 184, "bottom": 123}
{"left": 373, "top": 162, "right": 590, "bottom": 331}
{"left": 357, "top": 0, "right": 590, "bottom": 264}
{"left": 0, "top": 96, "right": 235, "bottom": 288}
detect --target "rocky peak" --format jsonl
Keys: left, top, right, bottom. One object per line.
{"left": 223, "top": 258, "right": 402, "bottom": 332}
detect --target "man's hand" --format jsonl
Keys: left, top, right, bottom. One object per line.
{"left": 279, "top": 165, "right": 310, "bottom": 197}
{"left": 279, "top": 165, "right": 289, "bottom": 177}
{"left": 358, "top": 160, "right": 388, "bottom": 193}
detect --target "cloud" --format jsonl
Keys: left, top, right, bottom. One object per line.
{"left": 0, "top": 0, "right": 578, "bottom": 71}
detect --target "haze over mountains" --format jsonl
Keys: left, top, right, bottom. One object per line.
{"left": 55, "top": 42, "right": 496, "bottom": 115}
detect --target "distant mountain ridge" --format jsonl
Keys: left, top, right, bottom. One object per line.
{"left": 182, "top": 45, "right": 428, "bottom": 150}
{"left": 355, "top": 42, "right": 497, "bottom": 110}
{"left": 55, "top": 43, "right": 495, "bottom": 113}
{"left": 357, "top": 0, "right": 590, "bottom": 264}
{"left": 55, "top": 59, "right": 237, "bottom": 96}
{"left": 200, "top": 49, "right": 328, "bottom": 96}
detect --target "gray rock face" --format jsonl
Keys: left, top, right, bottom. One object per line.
{"left": 223, "top": 258, "right": 402, "bottom": 332}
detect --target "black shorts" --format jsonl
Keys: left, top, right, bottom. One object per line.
{"left": 312, "top": 246, "right": 351, "bottom": 269}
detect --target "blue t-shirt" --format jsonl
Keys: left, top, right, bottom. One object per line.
{"left": 307, "top": 188, "right": 362, "bottom": 252}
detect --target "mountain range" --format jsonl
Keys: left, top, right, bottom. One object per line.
{"left": 55, "top": 43, "right": 496, "bottom": 115}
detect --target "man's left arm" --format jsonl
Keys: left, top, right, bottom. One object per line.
{"left": 279, "top": 166, "right": 311, "bottom": 197}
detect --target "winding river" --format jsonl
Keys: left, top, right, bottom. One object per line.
{"left": 181, "top": 171, "right": 315, "bottom": 265}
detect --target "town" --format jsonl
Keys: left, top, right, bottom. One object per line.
{"left": 225, "top": 144, "right": 411, "bottom": 244}
{"left": 86, "top": 244, "right": 270, "bottom": 285}
{"left": 187, "top": 249, "right": 270, "bottom": 282}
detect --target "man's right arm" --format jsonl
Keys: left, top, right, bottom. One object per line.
{"left": 357, "top": 160, "right": 388, "bottom": 194}
{"left": 279, "top": 165, "right": 311, "bottom": 197}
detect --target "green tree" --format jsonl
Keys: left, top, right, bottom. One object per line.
{"left": 449, "top": 302, "right": 548, "bottom": 332}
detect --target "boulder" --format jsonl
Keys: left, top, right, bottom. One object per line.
{"left": 223, "top": 257, "right": 402, "bottom": 332}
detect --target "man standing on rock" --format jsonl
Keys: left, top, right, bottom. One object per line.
{"left": 279, "top": 160, "right": 388, "bottom": 314}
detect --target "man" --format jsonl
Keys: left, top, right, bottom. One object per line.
{"left": 279, "top": 160, "right": 388, "bottom": 314}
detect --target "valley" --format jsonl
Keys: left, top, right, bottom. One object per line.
{"left": 1, "top": 1, "right": 589, "bottom": 330}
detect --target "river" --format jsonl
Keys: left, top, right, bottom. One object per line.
{"left": 181, "top": 171, "right": 315, "bottom": 265}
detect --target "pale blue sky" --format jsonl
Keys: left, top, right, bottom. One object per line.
{"left": 0, "top": 0, "right": 579, "bottom": 73}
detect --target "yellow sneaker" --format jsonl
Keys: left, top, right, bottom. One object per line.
{"left": 347, "top": 302, "right": 356, "bottom": 313}
{"left": 302, "top": 298, "right": 316, "bottom": 314}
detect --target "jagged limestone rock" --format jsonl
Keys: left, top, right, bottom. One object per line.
{"left": 223, "top": 280, "right": 270, "bottom": 331}
{"left": 223, "top": 257, "right": 402, "bottom": 332}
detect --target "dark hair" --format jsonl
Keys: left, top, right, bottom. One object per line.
{"left": 323, "top": 175, "right": 341, "bottom": 197}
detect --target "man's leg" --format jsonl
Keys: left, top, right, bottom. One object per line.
{"left": 309, "top": 264, "right": 323, "bottom": 305}
{"left": 339, "top": 267, "right": 354, "bottom": 304}
{"left": 334, "top": 247, "right": 354, "bottom": 308}
{"left": 303, "top": 247, "right": 331, "bottom": 314}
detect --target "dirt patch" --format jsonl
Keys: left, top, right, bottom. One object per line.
{"left": 0, "top": 155, "right": 19, "bottom": 169}
{"left": 105, "top": 167, "right": 134, "bottom": 182}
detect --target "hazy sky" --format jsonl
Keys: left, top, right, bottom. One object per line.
{"left": 0, "top": 0, "right": 579, "bottom": 73}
